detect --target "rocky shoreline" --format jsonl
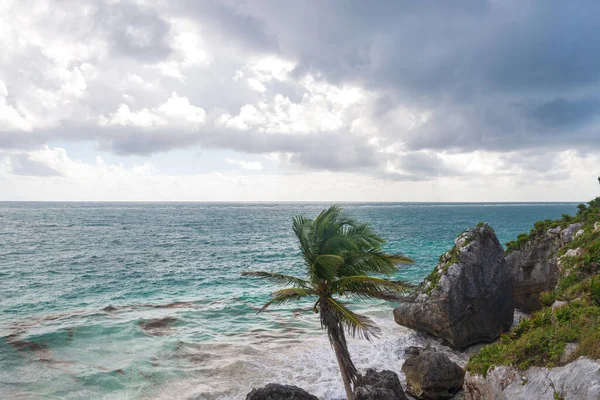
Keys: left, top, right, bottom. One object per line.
{"left": 246, "top": 198, "right": 600, "bottom": 400}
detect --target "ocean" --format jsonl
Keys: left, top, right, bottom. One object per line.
{"left": 0, "top": 202, "right": 578, "bottom": 399}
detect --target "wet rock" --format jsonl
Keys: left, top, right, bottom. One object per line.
{"left": 245, "top": 383, "right": 319, "bottom": 400}
{"left": 401, "top": 349, "right": 465, "bottom": 399}
{"left": 464, "top": 357, "right": 600, "bottom": 400}
{"left": 394, "top": 223, "right": 513, "bottom": 349}
{"left": 354, "top": 369, "right": 408, "bottom": 400}
{"left": 506, "top": 223, "right": 582, "bottom": 312}
{"left": 103, "top": 305, "right": 118, "bottom": 312}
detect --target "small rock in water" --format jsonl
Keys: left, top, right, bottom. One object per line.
{"left": 103, "top": 305, "right": 118, "bottom": 312}
{"left": 245, "top": 383, "right": 319, "bottom": 400}
{"left": 138, "top": 317, "right": 177, "bottom": 335}
{"left": 402, "top": 349, "right": 465, "bottom": 400}
{"left": 354, "top": 369, "right": 408, "bottom": 400}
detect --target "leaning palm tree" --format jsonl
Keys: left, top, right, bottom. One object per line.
{"left": 242, "top": 205, "right": 413, "bottom": 400}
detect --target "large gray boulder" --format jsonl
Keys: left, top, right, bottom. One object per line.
{"left": 245, "top": 383, "right": 319, "bottom": 400}
{"left": 464, "top": 357, "right": 600, "bottom": 400}
{"left": 394, "top": 223, "right": 514, "bottom": 349}
{"left": 401, "top": 348, "right": 465, "bottom": 399}
{"left": 506, "top": 223, "right": 582, "bottom": 312}
{"left": 354, "top": 369, "right": 408, "bottom": 400}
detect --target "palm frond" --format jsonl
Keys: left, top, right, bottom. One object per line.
{"left": 343, "top": 222, "right": 386, "bottom": 250}
{"left": 241, "top": 271, "right": 309, "bottom": 287}
{"left": 333, "top": 275, "right": 413, "bottom": 293}
{"left": 336, "top": 249, "right": 396, "bottom": 276}
{"left": 322, "top": 297, "right": 380, "bottom": 340}
{"left": 258, "top": 287, "right": 317, "bottom": 312}
{"left": 388, "top": 253, "right": 415, "bottom": 265}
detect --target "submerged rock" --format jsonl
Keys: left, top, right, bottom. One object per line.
{"left": 506, "top": 223, "right": 582, "bottom": 312}
{"left": 394, "top": 223, "right": 513, "bottom": 349}
{"left": 138, "top": 317, "right": 177, "bottom": 336}
{"left": 401, "top": 348, "right": 464, "bottom": 400}
{"left": 464, "top": 357, "right": 600, "bottom": 400}
{"left": 245, "top": 383, "right": 319, "bottom": 400}
{"left": 354, "top": 369, "right": 408, "bottom": 400}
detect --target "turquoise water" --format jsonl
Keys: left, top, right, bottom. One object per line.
{"left": 0, "top": 202, "right": 578, "bottom": 399}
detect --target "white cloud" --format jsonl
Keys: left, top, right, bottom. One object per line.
{"left": 225, "top": 158, "right": 264, "bottom": 170}
{"left": 98, "top": 104, "right": 167, "bottom": 128}
{"left": 1, "top": 146, "right": 598, "bottom": 202}
{"left": 98, "top": 92, "right": 206, "bottom": 129}
{"left": 216, "top": 74, "right": 366, "bottom": 133}
{"left": 0, "top": 80, "right": 32, "bottom": 131}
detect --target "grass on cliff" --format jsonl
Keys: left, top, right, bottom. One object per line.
{"left": 505, "top": 198, "right": 600, "bottom": 253}
{"left": 467, "top": 197, "right": 600, "bottom": 377}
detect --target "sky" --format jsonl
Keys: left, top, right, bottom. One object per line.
{"left": 1, "top": 0, "right": 599, "bottom": 202}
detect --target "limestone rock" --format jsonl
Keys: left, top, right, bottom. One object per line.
{"left": 401, "top": 348, "right": 465, "bottom": 399}
{"left": 394, "top": 223, "right": 514, "bottom": 349}
{"left": 354, "top": 369, "right": 408, "bottom": 400}
{"left": 245, "top": 383, "right": 319, "bottom": 400}
{"left": 464, "top": 357, "right": 600, "bottom": 400}
{"left": 506, "top": 223, "right": 582, "bottom": 312}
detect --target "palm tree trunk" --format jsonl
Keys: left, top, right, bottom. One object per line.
{"left": 330, "top": 333, "right": 356, "bottom": 400}
{"left": 321, "top": 302, "right": 358, "bottom": 400}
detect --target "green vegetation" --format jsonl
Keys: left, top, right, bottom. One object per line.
{"left": 242, "top": 205, "right": 413, "bottom": 400}
{"left": 467, "top": 197, "right": 600, "bottom": 377}
{"left": 505, "top": 198, "right": 600, "bottom": 253}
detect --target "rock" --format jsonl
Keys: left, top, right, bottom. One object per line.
{"left": 354, "top": 369, "right": 408, "bottom": 400}
{"left": 506, "top": 223, "right": 582, "bottom": 312}
{"left": 595, "top": 222, "right": 600, "bottom": 233}
{"left": 551, "top": 300, "right": 568, "bottom": 310}
{"left": 575, "top": 229, "right": 585, "bottom": 238}
{"left": 138, "top": 317, "right": 177, "bottom": 336}
{"left": 560, "top": 343, "right": 579, "bottom": 364}
{"left": 560, "top": 223, "right": 583, "bottom": 243}
{"left": 464, "top": 357, "right": 600, "bottom": 400}
{"left": 394, "top": 223, "right": 514, "bottom": 349}
{"left": 245, "top": 383, "right": 319, "bottom": 400}
{"left": 564, "top": 248, "right": 583, "bottom": 258}
{"left": 402, "top": 349, "right": 465, "bottom": 399}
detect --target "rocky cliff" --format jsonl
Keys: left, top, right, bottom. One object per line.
{"left": 466, "top": 197, "right": 600, "bottom": 399}
{"left": 506, "top": 222, "right": 583, "bottom": 312}
{"left": 464, "top": 357, "right": 600, "bottom": 400}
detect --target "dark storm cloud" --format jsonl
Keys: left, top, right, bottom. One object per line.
{"left": 235, "top": 0, "right": 600, "bottom": 152}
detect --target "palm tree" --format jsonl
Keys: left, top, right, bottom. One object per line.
{"left": 242, "top": 205, "right": 413, "bottom": 400}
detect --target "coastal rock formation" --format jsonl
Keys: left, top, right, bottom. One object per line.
{"left": 354, "top": 369, "right": 408, "bottom": 400}
{"left": 464, "top": 357, "right": 600, "bottom": 400}
{"left": 401, "top": 348, "right": 465, "bottom": 399}
{"left": 506, "top": 223, "right": 583, "bottom": 312}
{"left": 245, "top": 383, "right": 319, "bottom": 400}
{"left": 394, "top": 223, "right": 513, "bottom": 349}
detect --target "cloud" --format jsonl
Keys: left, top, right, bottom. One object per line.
{"left": 1, "top": 0, "right": 599, "bottom": 190}
{"left": 10, "top": 153, "right": 62, "bottom": 177}
{"left": 225, "top": 158, "right": 264, "bottom": 170}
